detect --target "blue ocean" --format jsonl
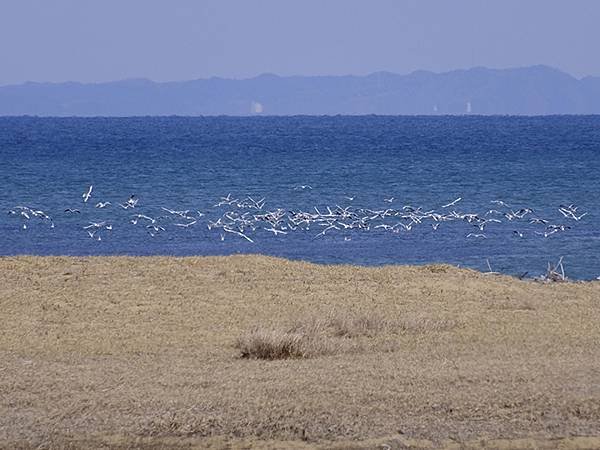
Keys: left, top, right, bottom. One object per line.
{"left": 1, "top": 116, "right": 599, "bottom": 279}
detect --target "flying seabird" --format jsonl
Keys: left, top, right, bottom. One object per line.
{"left": 442, "top": 197, "right": 462, "bottom": 208}
{"left": 466, "top": 233, "right": 487, "bottom": 239}
{"left": 264, "top": 227, "right": 287, "bottom": 235}
{"left": 223, "top": 226, "right": 254, "bottom": 242}
{"left": 82, "top": 185, "right": 93, "bottom": 203}
{"left": 174, "top": 220, "right": 197, "bottom": 228}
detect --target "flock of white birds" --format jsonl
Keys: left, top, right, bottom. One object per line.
{"left": 6, "top": 185, "right": 589, "bottom": 246}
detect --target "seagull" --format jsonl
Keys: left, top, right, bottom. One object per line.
{"left": 314, "top": 224, "right": 339, "bottom": 238}
{"left": 84, "top": 230, "right": 102, "bottom": 241}
{"left": 161, "top": 207, "right": 191, "bottom": 217}
{"left": 547, "top": 224, "right": 571, "bottom": 232}
{"left": 31, "top": 209, "right": 51, "bottom": 220}
{"left": 344, "top": 196, "right": 355, "bottom": 201}
{"left": 95, "top": 201, "right": 111, "bottom": 208}
{"left": 491, "top": 200, "right": 510, "bottom": 208}
{"left": 466, "top": 233, "right": 487, "bottom": 239}
{"left": 223, "top": 226, "right": 254, "bottom": 243}
{"left": 147, "top": 225, "right": 166, "bottom": 233}
{"left": 83, "top": 221, "right": 106, "bottom": 230}
{"left": 264, "top": 227, "right": 287, "bottom": 236}
{"left": 131, "top": 214, "right": 155, "bottom": 224}
{"left": 559, "top": 207, "right": 588, "bottom": 221}
{"left": 214, "top": 193, "right": 239, "bottom": 207}
{"left": 82, "top": 185, "right": 93, "bottom": 203}
{"left": 383, "top": 197, "right": 394, "bottom": 203}
{"left": 529, "top": 218, "right": 548, "bottom": 225}
{"left": 397, "top": 222, "right": 413, "bottom": 232}
{"left": 64, "top": 208, "right": 81, "bottom": 214}
{"left": 174, "top": 220, "right": 197, "bottom": 228}
{"left": 293, "top": 185, "right": 313, "bottom": 190}
{"left": 120, "top": 195, "right": 138, "bottom": 209}
{"left": 513, "top": 230, "right": 524, "bottom": 238}
{"left": 442, "top": 197, "right": 462, "bottom": 208}
{"left": 535, "top": 229, "right": 558, "bottom": 238}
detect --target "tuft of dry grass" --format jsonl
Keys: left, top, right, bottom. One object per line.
{"left": 236, "top": 329, "right": 323, "bottom": 360}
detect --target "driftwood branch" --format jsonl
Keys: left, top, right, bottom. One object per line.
{"left": 542, "top": 256, "right": 566, "bottom": 282}
{"left": 484, "top": 258, "right": 499, "bottom": 275}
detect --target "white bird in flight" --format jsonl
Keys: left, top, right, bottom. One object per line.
{"left": 265, "top": 227, "right": 287, "bottom": 236}
{"left": 174, "top": 220, "right": 197, "bottom": 228}
{"left": 466, "top": 233, "right": 487, "bottom": 239}
{"left": 82, "top": 185, "right": 93, "bottom": 203}
{"left": 442, "top": 197, "right": 462, "bottom": 208}
{"left": 223, "top": 226, "right": 254, "bottom": 243}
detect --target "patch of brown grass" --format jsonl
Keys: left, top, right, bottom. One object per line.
{"left": 328, "top": 312, "right": 389, "bottom": 338}
{"left": 2, "top": 255, "right": 600, "bottom": 448}
{"left": 235, "top": 312, "right": 384, "bottom": 359}
{"left": 237, "top": 312, "right": 460, "bottom": 359}
{"left": 397, "top": 317, "right": 459, "bottom": 333}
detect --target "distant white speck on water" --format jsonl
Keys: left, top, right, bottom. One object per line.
{"left": 251, "top": 101, "right": 264, "bottom": 114}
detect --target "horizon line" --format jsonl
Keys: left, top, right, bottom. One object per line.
{"left": 3, "top": 114, "right": 600, "bottom": 120}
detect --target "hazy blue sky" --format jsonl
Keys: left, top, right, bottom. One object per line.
{"left": 1, "top": 0, "right": 599, "bottom": 85}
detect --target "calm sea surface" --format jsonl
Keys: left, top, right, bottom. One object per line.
{"left": 1, "top": 116, "right": 599, "bottom": 279}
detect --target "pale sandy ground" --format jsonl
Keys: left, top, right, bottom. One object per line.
{"left": 1, "top": 255, "right": 600, "bottom": 449}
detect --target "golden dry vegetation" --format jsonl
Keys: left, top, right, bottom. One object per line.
{"left": 1, "top": 255, "right": 600, "bottom": 449}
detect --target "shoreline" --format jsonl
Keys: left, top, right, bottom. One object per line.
{"left": 1, "top": 253, "right": 596, "bottom": 283}
{"left": 2, "top": 255, "right": 600, "bottom": 448}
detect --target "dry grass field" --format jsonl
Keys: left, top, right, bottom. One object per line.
{"left": 1, "top": 255, "right": 600, "bottom": 449}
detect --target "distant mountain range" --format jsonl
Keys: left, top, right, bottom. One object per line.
{"left": 2, "top": 65, "right": 600, "bottom": 116}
